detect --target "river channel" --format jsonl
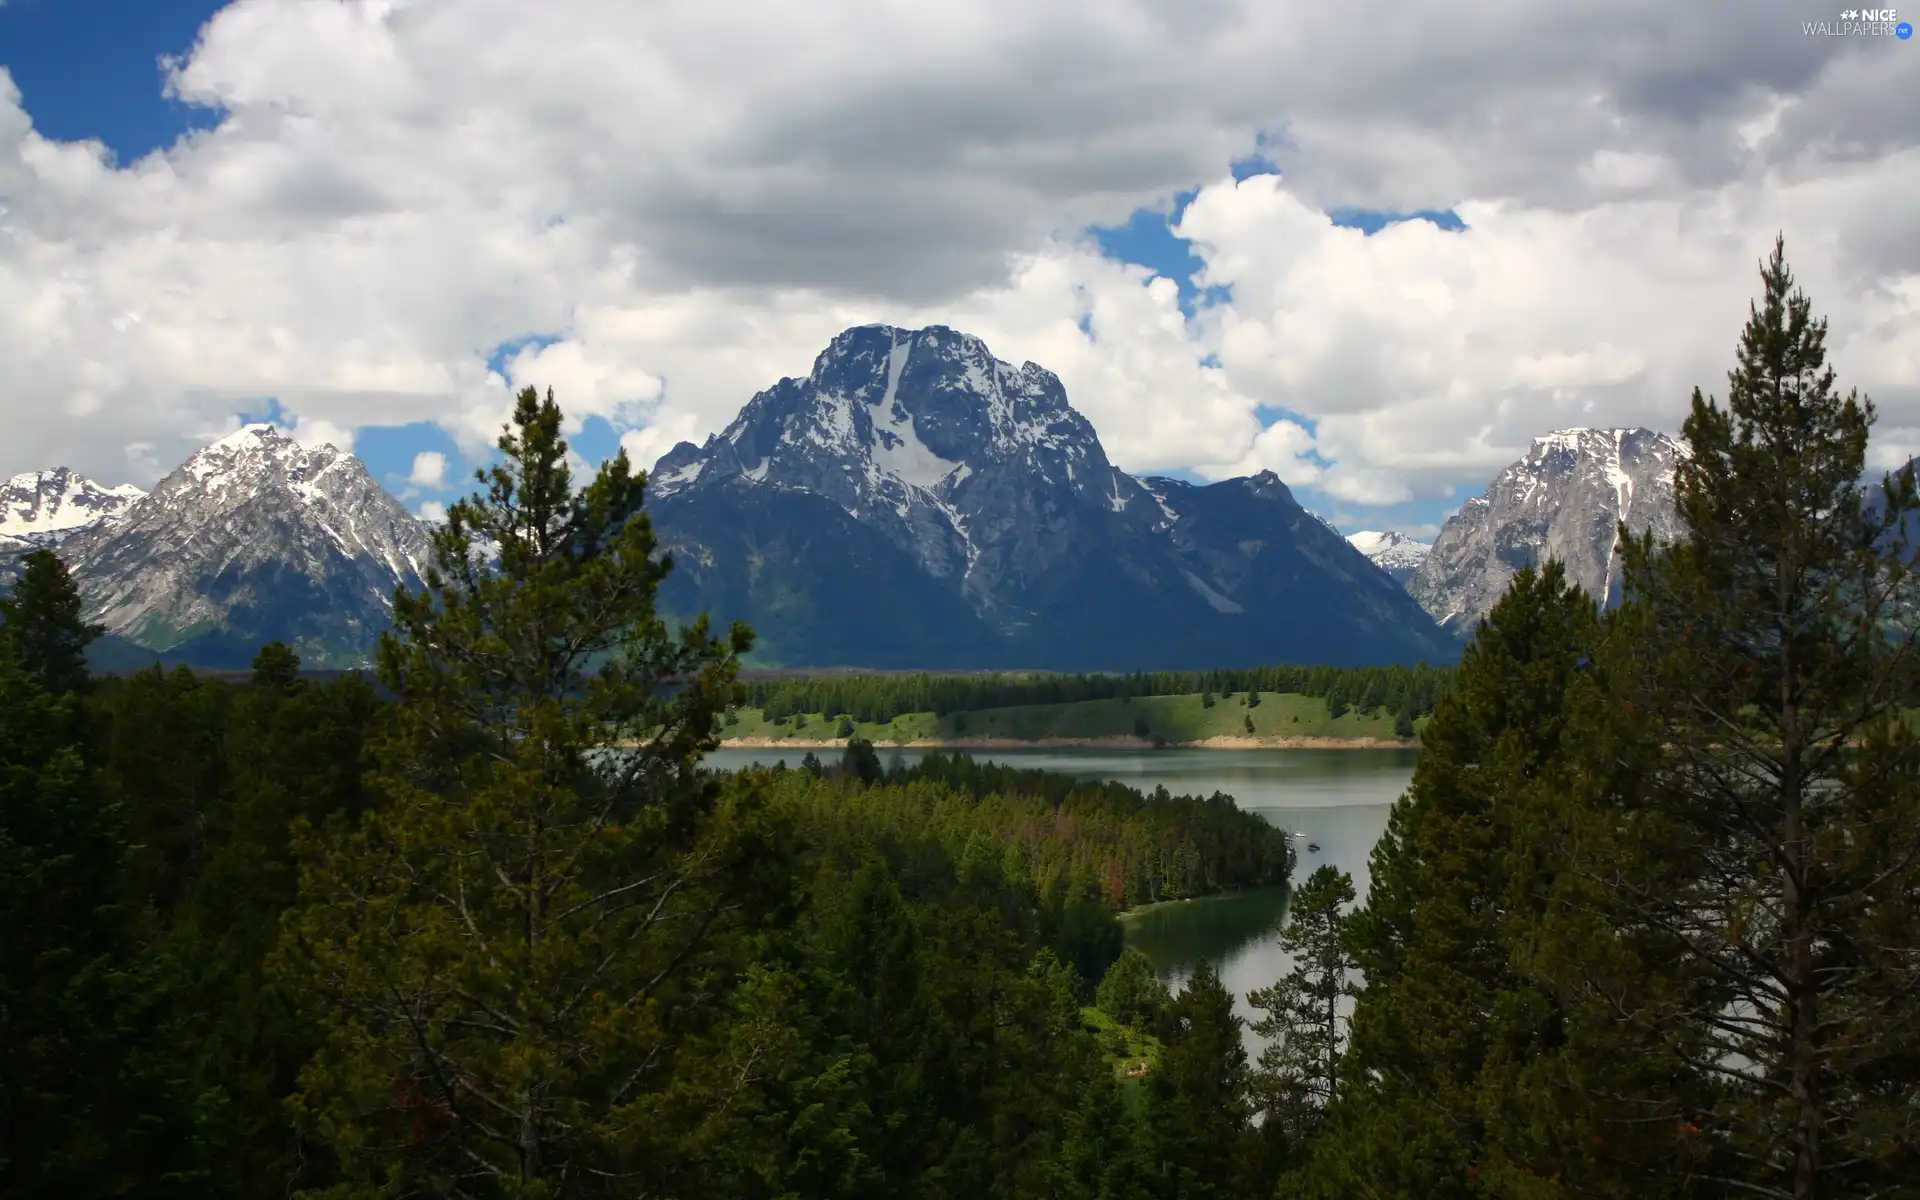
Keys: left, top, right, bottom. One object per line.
{"left": 702, "top": 745, "right": 1419, "bottom": 1047}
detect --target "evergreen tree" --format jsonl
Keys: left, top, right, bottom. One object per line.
{"left": 1143, "top": 960, "right": 1248, "bottom": 1199}
{"left": 0, "top": 548, "right": 102, "bottom": 694}
{"left": 1302, "top": 561, "right": 1652, "bottom": 1198}
{"left": 275, "top": 387, "right": 779, "bottom": 1195}
{"left": 1571, "top": 236, "right": 1920, "bottom": 1197}
{"left": 839, "top": 735, "right": 882, "bottom": 784}
{"left": 1247, "top": 864, "right": 1354, "bottom": 1145}
{"left": 1050, "top": 1067, "right": 1151, "bottom": 1200}
{"left": 249, "top": 641, "right": 301, "bottom": 689}
{"left": 0, "top": 628, "right": 190, "bottom": 1194}
{"left": 1095, "top": 946, "right": 1170, "bottom": 1029}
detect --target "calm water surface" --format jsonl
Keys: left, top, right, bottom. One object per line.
{"left": 704, "top": 745, "right": 1416, "bottom": 1046}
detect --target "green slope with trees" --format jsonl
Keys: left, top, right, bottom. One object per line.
{"left": 720, "top": 687, "right": 1431, "bottom": 744}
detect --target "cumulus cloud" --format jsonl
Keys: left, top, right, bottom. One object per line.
{"left": 407, "top": 450, "right": 447, "bottom": 488}
{"left": 0, "top": 0, "right": 1913, "bottom": 521}
{"left": 417, "top": 499, "right": 447, "bottom": 523}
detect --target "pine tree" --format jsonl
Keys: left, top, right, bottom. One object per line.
{"left": 1143, "top": 960, "right": 1248, "bottom": 1199}
{"left": 1247, "top": 864, "right": 1355, "bottom": 1144}
{"left": 839, "top": 735, "right": 882, "bottom": 783}
{"left": 0, "top": 548, "right": 102, "bottom": 694}
{"left": 1571, "top": 236, "right": 1920, "bottom": 1197}
{"left": 1301, "top": 561, "right": 1641, "bottom": 1198}
{"left": 0, "top": 626, "right": 192, "bottom": 1194}
{"left": 1095, "top": 946, "right": 1170, "bottom": 1029}
{"left": 249, "top": 641, "right": 301, "bottom": 689}
{"left": 275, "top": 387, "right": 780, "bottom": 1195}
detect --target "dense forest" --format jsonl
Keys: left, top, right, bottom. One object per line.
{"left": 5, "top": 239, "right": 1919, "bottom": 1199}
{"left": 0, "top": 387, "right": 1298, "bottom": 1199}
{"left": 742, "top": 661, "right": 1456, "bottom": 729}
{"left": 788, "top": 751, "right": 1293, "bottom": 907}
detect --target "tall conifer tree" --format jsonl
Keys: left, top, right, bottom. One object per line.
{"left": 1247, "top": 864, "right": 1355, "bottom": 1145}
{"left": 277, "top": 387, "right": 779, "bottom": 1196}
{"left": 1570, "top": 237, "right": 1920, "bottom": 1198}
{"left": 0, "top": 548, "right": 102, "bottom": 694}
{"left": 1143, "top": 960, "right": 1248, "bottom": 1199}
{"left": 1301, "top": 561, "right": 1623, "bottom": 1198}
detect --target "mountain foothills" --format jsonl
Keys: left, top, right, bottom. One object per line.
{"left": 645, "top": 324, "right": 1451, "bottom": 669}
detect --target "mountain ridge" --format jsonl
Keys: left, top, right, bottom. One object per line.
{"left": 647, "top": 324, "right": 1455, "bottom": 670}
{"left": 58, "top": 424, "right": 432, "bottom": 668}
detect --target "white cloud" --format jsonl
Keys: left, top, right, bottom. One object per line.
{"left": 407, "top": 450, "right": 448, "bottom": 489}
{"left": 417, "top": 499, "right": 447, "bottom": 523}
{"left": 289, "top": 415, "right": 355, "bottom": 453}
{"left": 0, "top": 0, "right": 1912, "bottom": 521}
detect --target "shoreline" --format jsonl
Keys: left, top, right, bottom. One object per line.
{"left": 1116, "top": 883, "right": 1292, "bottom": 921}
{"left": 713, "top": 734, "right": 1419, "bottom": 751}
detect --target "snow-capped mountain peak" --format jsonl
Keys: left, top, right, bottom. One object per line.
{"left": 1409, "top": 426, "right": 1683, "bottom": 636}
{"left": 1346, "top": 530, "right": 1432, "bottom": 585}
{"left": 642, "top": 323, "right": 1456, "bottom": 668}
{"left": 650, "top": 324, "right": 1144, "bottom": 591}
{"left": 0, "top": 466, "right": 148, "bottom": 546}
{"left": 58, "top": 424, "right": 433, "bottom": 667}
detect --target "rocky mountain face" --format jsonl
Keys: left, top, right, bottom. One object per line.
{"left": 58, "top": 425, "right": 431, "bottom": 668}
{"left": 647, "top": 324, "right": 1454, "bottom": 670}
{"left": 1408, "top": 427, "right": 1684, "bottom": 638}
{"left": 1346, "top": 530, "right": 1431, "bottom": 586}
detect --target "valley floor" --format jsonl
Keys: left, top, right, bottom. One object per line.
{"left": 715, "top": 691, "right": 1426, "bottom": 750}
{"left": 718, "top": 733, "right": 1418, "bottom": 750}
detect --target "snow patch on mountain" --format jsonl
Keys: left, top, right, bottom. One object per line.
{"left": 60, "top": 424, "right": 433, "bottom": 667}
{"left": 1, "top": 467, "right": 147, "bottom": 546}
{"left": 1346, "top": 530, "right": 1432, "bottom": 586}
{"left": 872, "top": 410, "right": 959, "bottom": 489}
{"left": 1409, "top": 427, "right": 1684, "bottom": 637}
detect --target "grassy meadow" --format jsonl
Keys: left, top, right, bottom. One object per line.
{"left": 721, "top": 689, "right": 1428, "bottom": 745}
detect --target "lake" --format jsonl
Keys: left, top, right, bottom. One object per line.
{"left": 702, "top": 744, "right": 1417, "bottom": 1048}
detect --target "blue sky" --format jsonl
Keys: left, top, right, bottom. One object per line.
{"left": 0, "top": 0, "right": 1461, "bottom": 540}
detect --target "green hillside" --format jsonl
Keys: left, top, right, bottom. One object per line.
{"left": 722, "top": 689, "right": 1427, "bottom": 744}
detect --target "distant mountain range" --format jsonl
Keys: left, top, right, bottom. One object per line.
{"left": 1345, "top": 530, "right": 1431, "bottom": 586}
{"left": 1, "top": 468, "right": 146, "bottom": 560}
{"left": 18, "top": 426, "right": 430, "bottom": 668}
{"left": 1, "top": 330, "right": 1761, "bottom": 671}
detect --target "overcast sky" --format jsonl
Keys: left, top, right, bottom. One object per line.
{"left": 0, "top": 0, "right": 1914, "bottom": 536}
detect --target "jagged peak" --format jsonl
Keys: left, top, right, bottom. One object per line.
{"left": 1347, "top": 529, "right": 1431, "bottom": 556}
{"left": 1526, "top": 426, "right": 1675, "bottom": 461}
{"left": 209, "top": 422, "right": 288, "bottom": 452}
{"left": 178, "top": 424, "right": 351, "bottom": 486}
{"left": 3, "top": 464, "right": 141, "bottom": 494}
